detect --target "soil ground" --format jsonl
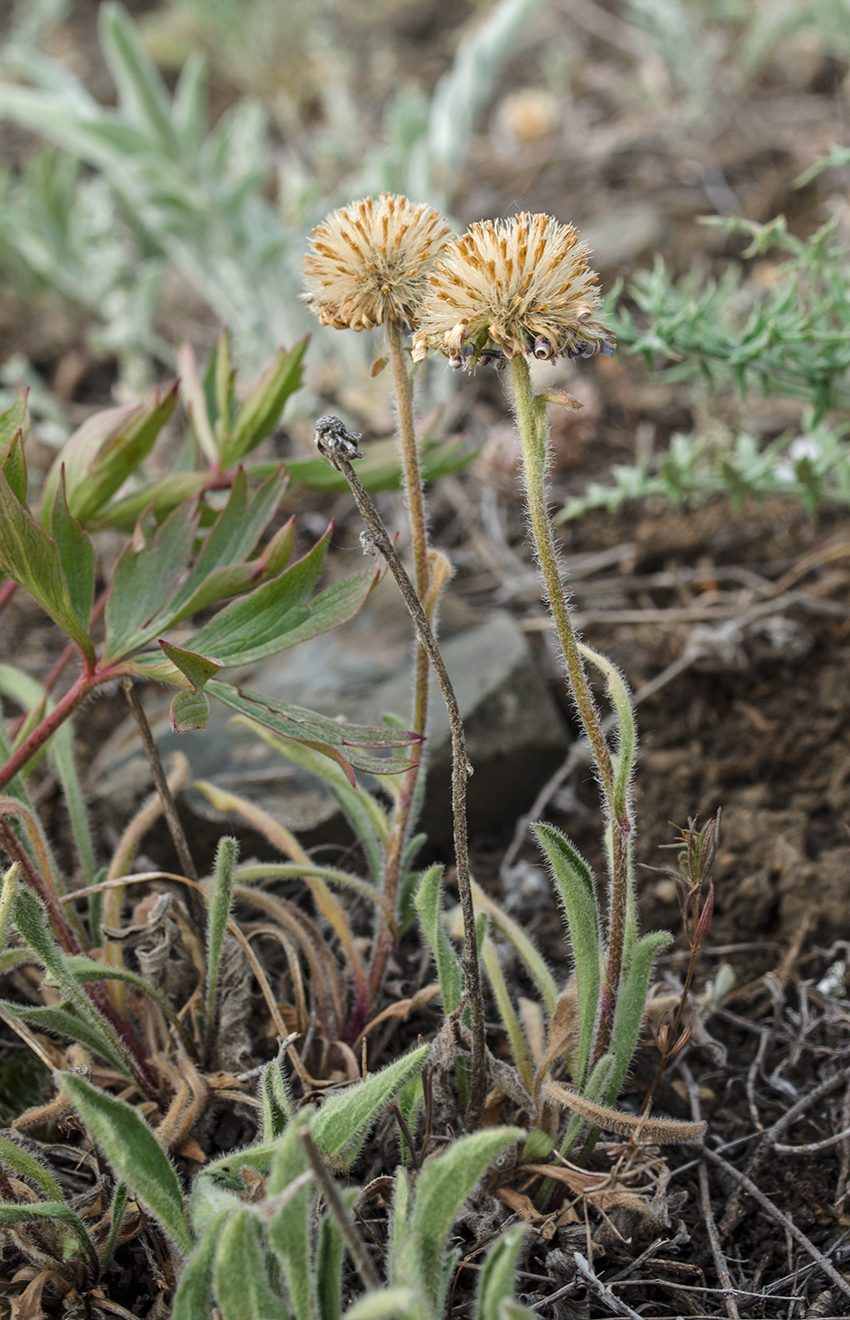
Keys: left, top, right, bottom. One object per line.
{"left": 3, "top": 2, "right": 850, "bottom": 1317}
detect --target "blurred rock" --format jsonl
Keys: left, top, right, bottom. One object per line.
{"left": 90, "top": 574, "right": 569, "bottom": 865}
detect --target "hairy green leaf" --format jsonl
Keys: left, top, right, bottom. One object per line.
{"left": 268, "top": 1114, "right": 314, "bottom": 1320}
{"left": 606, "top": 930, "right": 672, "bottom": 1105}
{"left": 59, "top": 1071, "right": 193, "bottom": 1255}
{"left": 476, "top": 1224, "right": 529, "bottom": 1320}
{"left": 0, "top": 1000, "right": 132, "bottom": 1079}
{"left": 532, "top": 824, "right": 600, "bottom": 1089}
{"left": 409, "top": 1128, "right": 523, "bottom": 1310}
{"left": 0, "top": 1199, "right": 97, "bottom": 1273}
{"left": 344, "top": 1291, "right": 416, "bottom": 1320}
{"left": 316, "top": 1186, "right": 358, "bottom": 1320}
{"left": 312, "top": 1043, "right": 430, "bottom": 1164}
{"left": 0, "top": 1131, "right": 63, "bottom": 1203}
{"left": 172, "top": 1210, "right": 231, "bottom": 1320}
{"left": 415, "top": 866, "right": 461, "bottom": 1015}
{"left": 215, "top": 1209, "right": 281, "bottom": 1320}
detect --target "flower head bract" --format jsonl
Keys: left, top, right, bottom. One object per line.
{"left": 303, "top": 193, "right": 453, "bottom": 333}
{"left": 412, "top": 212, "right": 615, "bottom": 369}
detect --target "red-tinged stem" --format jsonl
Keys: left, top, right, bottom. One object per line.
{"left": 0, "top": 666, "right": 120, "bottom": 793}
{"left": 0, "top": 820, "right": 80, "bottom": 953}
{"left": 0, "top": 580, "right": 15, "bottom": 619}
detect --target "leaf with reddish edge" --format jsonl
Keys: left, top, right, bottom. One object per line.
{"left": 103, "top": 502, "right": 199, "bottom": 662}
{"left": 41, "top": 383, "right": 179, "bottom": 528}
{"left": 51, "top": 471, "right": 95, "bottom": 634}
{"left": 158, "top": 640, "right": 222, "bottom": 691}
{"left": 2, "top": 430, "right": 27, "bottom": 502}
{"left": 0, "top": 395, "right": 30, "bottom": 454}
{"left": 170, "top": 689, "right": 211, "bottom": 733}
{"left": 0, "top": 470, "right": 94, "bottom": 661}
{"left": 205, "top": 680, "right": 421, "bottom": 784}
{"left": 222, "top": 336, "right": 308, "bottom": 468}
{"left": 185, "top": 526, "right": 332, "bottom": 666}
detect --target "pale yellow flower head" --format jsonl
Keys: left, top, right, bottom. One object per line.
{"left": 412, "top": 212, "right": 614, "bottom": 370}
{"left": 303, "top": 193, "right": 453, "bottom": 333}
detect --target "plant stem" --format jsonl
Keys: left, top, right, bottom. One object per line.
{"left": 0, "top": 670, "right": 100, "bottom": 793}
{"left": 367, "top": 324, "right": 432, "bottom": 1000}
{"left": 326, "top": 438, "right": 486, "bottom": 1121}
{"left": 121, "top": 679, "right": 206, "bottom": 938}
{"left": 510, "top": 354, "right": 631, "bottom": 1027}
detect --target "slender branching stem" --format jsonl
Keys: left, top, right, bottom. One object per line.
{"left": 300, "top": 1127, "right": 380, "bottom": 1290}
{"left": 323, "top": 436, "right": 486, "bottom": 1120}
{"left": 510, "top": 353, "right": 631, "bottom": 1031}
{"left": 368, "top": 324, "right": 432, "bottom": 1003}
{"left": 122, "top": 679, "right": 206, "bottom": 936}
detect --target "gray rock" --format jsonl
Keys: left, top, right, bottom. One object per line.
{"left": 90, "top": 575, "right": 569, "bottom": 860}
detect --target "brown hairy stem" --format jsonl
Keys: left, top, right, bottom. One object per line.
{"left": 314, "top": 418, "right": 486, "bottom": 1120}
{"left": 121, "top": 678, "right": 206, "bottom": 936}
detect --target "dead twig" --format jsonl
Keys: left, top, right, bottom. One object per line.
{"left": 700, "top": 1144, "right": 850, "bottom": 1302}
{"left": 313, "top": 417, "right": 486, "bottom": 1123}
{"left": 680, "top": 1063, "right": 741, "bottom": 1320}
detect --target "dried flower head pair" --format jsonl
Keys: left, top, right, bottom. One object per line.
{"left": 303, "top": 193, "right": 614, "bottom": 367}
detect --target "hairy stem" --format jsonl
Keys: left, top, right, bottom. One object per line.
{"left": 327, "top": 439, "right": 486, "bottom": 1121}
{"left": 368, "top": 325, "right": 432, "bottom": 1000}
{"left": 510, "top": 354, "right": 631, "bottom": 1035}
{"left": 122, "top": 679, "right": 206, "bottom": 938}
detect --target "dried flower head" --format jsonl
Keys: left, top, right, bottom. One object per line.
{"left": 303, "top": 193, "right": 453, "bottom": 333}
{"left": 411, "top": 212, "right": 615, "bottom": 370}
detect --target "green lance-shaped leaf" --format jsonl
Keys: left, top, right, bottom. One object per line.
{"left": 3, "top": 429, "right": 27, "bottom": 503}
{"left": 207, "top": 682, "right": 420, "bottom": 783}
{"left": 50, "top": 471, "right": 95, "bottom": 634}
{"left": 268, "top": 1113, "right": 315, "bottom": 1320}
{"left": 259, "top": 1054, "right": 293, "bottom": 1142}
{"left": 222, "top": 336, "right": 308, "bottom": 469}
{"left": 0, "top": 469, "right": 93, "bottom": 659}
{"left": 185, "top": 526, "right": 332, "bottom": 666}
{"left": 162, "top": 465, "right": 289, "bottom": 624}
{"left": 532, "top": 824, "right": 600, "bottom": 1090}
{"left": 58, "top": 1071, "right": 193, "bottom": 1256}
{"left": 396, "top": 1075, "right": 424, "bottom": 1167}
{"left": 344, "top": 1290, "right": 416, "bottom": 1320}
{"left": 311, "top": 1042, "right": 430, "bottom": 1165}
{"left": 0, "top": 862, "right": 18, "bottom": 953}
{"left": 104, "top": 501, "right": 199, "bottom": 662}
{"left": 343, "top": 1288, "right": 414, "bottom": 1320}
{"left": 0, "top": 1001, "right": 132, "bottom": 1079}
{"left": 0, "top": 1200, "right": 98, "bottom": 1276}
{"left": 0, "top": 395, "right": 30, "bottom": 455}
{"left": 159, "top": 640, "right": 222, "bottom": 733}
{"left": 316, "top": 1186, "right": 359, "bottom": 1320}
{"left": 577, "top": 643, "right": 636, "bottom": 820}
{"left": 172, "top": 1210, "right": 231, "bottom": 1320}
{"left": 605, "top": 930, "right": 672, "bottom": 1106}
{"left": 214, "top": 1209, "right": 281, "bottom": 1320}
{"left": 480, "top": 931, "right": 534, "bottom": 1095}
{"left": 0, "top": 1131, "right": 63, "bottom": 1203}
{"left": 476, "top": 1224, "right": 529, "bottom": 1320}
{"left": 11, "top": 888, "right": 135, "bottom": 1081}
{"left": 100, "top": 1181, "right": 129, "bottom": 1272}
{"left": 159, "top": 640, "right": 223, "bottom": 692}
{"left": 414, "top": 866, "right": 460, "bottom": 1015}
{"left": 42, "top": 384, "right": 179, "bottom": 527}
{"left": 409, "top": 1128, "right": 524, "bottom": 1313}
{"left": 205, "top": 836, "right": 239, "bottom": 1049}
{"left": 61, "top": 955, "right": 192, "bottom": 1048}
